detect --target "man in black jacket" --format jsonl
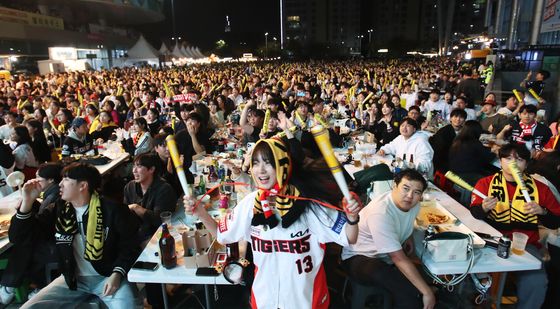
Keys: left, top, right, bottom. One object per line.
{"left": 429, "top": 109, "right": 467, "bottom": 172}
{"left": 15, "top": 163, "right": 140, "bottom": 308}
{"left": 123, "top": 153, "right": 176, "bottom": 309}
{"left": 454, "top": 68, "right": 482, "bottom": 107}
{"left": 124, "top": 153, "right": 177, "bottom": 243}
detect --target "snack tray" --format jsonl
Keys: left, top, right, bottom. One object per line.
{"left": 416, "top": 201, "right": 486, "bottom": 248}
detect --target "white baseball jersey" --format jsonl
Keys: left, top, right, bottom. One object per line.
{"left": 217, "top": 191, "right": 349, "bottom": 309}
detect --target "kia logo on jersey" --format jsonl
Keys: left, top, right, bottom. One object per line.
{"left": 290, "top": 228, "right": 309, "bottom": 238}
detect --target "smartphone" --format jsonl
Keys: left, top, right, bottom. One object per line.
{"left": 196, "top": 267, "right": 220, "bottom": 277}
{"left": 132, "top": 261, "right": 159, "bottom": 271}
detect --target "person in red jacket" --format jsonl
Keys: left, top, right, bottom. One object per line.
{"left": 470, "top": 143, "right": 560, "bottom": 309}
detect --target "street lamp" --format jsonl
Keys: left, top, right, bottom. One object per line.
{"left": 357, "top": 35, "right": 364, "bottom": 55}
{"left": 265, "top": 32, "right": 269, "bottom": 59}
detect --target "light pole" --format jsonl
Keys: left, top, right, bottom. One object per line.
{"left": 265, "top": 32, "right": 269, "bottom": 59}
{"left": 357, "top": 35, "right": 364, "bottom": 55}
{"left": 171, "top": 0, "right": 178, "bottom": 46}
{"left": 367, "top": 29, "right": 373, "bottom": 57}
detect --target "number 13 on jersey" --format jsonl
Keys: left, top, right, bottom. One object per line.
{"left": 295, "top": 255, "right": 313, "bottom": 274}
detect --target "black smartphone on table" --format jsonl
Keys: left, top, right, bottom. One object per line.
{"left": 132, "top": 261, "right": 159, "bottom": 271}
{"left": 196, "top": 267, "right": 220, "bottom": 276}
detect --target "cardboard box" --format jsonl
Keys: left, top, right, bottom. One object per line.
{"left": 182, "top": 229, "right": 224, "bottom": 268}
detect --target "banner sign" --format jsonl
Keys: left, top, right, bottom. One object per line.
{"left": 0, "top": 6, "right": 64, "bottom": 30}
{"left": 542, "top": 0, "right": 560, "bottom": 33}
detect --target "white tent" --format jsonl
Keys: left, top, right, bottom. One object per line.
{"left": 159, "top": 42, "right": 170, "bottom": 55}
{"left": 194, "top": 47, "right": 205, "bottom": 58}
{"left": 187, "top": 46, "right": 198, "bottom": 58}
{"left": 172, "top": 43, "right": 186, "bottom": 58}
{"left": 181, "top": 46, "right": 193, "bottom": 58}
{"left": 127, "top": 35, "right": 160, "bottom": 60}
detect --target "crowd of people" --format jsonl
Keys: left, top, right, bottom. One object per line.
{"left": 0, "top": 57, "right": 558, "bottom": 308}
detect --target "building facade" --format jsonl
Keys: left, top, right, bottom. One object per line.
{"left": 0, "top": 0, "right": 164, "bottom": 70}
{"left": 281, "top": 0, "right": 361, "bottom": 57}
{"left": 363, "top": 0, "right": 486, "bottom": 55}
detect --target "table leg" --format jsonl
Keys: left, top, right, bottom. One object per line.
{"left": 495, "top": 272, "right": 507, "bottom": 309}
{"left": 161, "top": 283, "right": 169, "bottom": 309}
{"left": 204, "top": 284, "right": 213, "bottom": 309}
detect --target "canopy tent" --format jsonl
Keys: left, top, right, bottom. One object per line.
{"left": 172, "top": 43, "right": 186, "bottom": 58}
{"left": 181, "top": 46, "right": 193, "bottom": 58}
{"left": 127, "top": 35, "right": 160, "bottom": 60}
{"left": 188, "top": 46, "right": 199, "bottom": 58}
{"left": 159, "top": 42, "right": 170, "bottom": 55}
{"left": 193, "top": 47, "right": 205, "bottom": 58}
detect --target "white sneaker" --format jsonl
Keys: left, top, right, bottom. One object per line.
{"left": 0, "top": 285, "right": 15, "bottom": 305}
{"left": 27, "top": 288, "right": 41, "bottom": 300}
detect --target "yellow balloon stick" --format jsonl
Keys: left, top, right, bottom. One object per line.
{"left": 361, "top": 92, "right": 374, "bottom": 106}
{"left": 275, "top": 125, "right": 298, "bottom": 138}
{"left": 296, "top": 112, "right": 307, "bottom": 130}
{"left": 444, "top": 171, "right": 487, "bottom": 199}
{"left": 314, "top": 113, "right": 329, "bottom": 128}
{"left": 261, "top": 109, "right": 271, "bottom": 136}
{"left": 528, "top": 88, "right": 542, "bottom": 101}
{"left": 512, "top": 89, "right": 523, "bottom": 103}
{"left": 311, "top": 125, "right": 350, "bottom": 200}
{"left": 165, "top": 135, "right": 191, "bottom": 198}
{"left": 507, "top": 161, "right": 532, "bottom": 202}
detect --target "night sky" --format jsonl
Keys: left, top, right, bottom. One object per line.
{"left": 140, "top": 0, "right": 280, "bottom": 53}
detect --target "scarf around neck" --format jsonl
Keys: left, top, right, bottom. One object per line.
{"left": 55, "top": 192, "right": 105, "bottom": 261}
{"left": 488, "top": 172, "right": 539, "bottom": 224}
{"left": 519, "top": 121, "right": 536, "bottom": 140}
{"left": 251, "top": 138, "right": 304, "bottom": 229}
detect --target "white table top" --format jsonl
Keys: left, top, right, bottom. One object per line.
{"left": 128, "top": 212, "right": 230, "bottom": 285}
{"left": 416, "top": 184, "right": 541, "bottom": 275}
{"left": 334, "top": 148, "right": 392, "bottom": 180}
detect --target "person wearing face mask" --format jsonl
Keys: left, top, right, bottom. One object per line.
{"left": 184, "top": 138, "right": 362, "bottom": 309}
{"left": 470, "top": 143, "right": 560, "bottom": 309}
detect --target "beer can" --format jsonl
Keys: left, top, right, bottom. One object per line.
{"left": 497, "top": 236, "right": 511, "bottom": 259}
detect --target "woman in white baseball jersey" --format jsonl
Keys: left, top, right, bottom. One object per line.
{"left": 185, "top": 138, "right": 361, "bottom": 308}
